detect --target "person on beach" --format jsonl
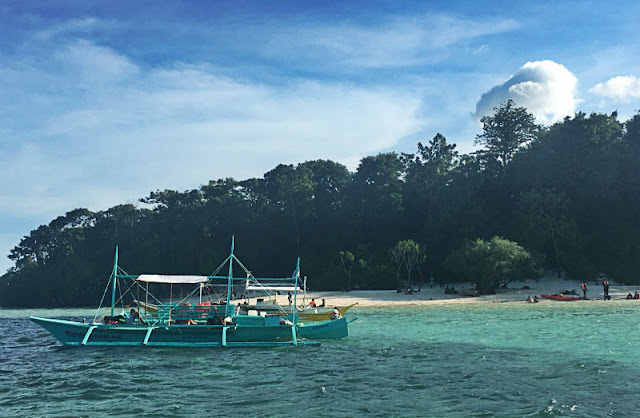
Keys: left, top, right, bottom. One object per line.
{"left": 626, "top": 293, "right": 633, "bottom": 299}
{"left": 533, "top": 295, "right": 539, "bottom": 303}
{"left": 581, "top": 282, "right": 588, "bottom": 298}
{"left": 634, "top": 292, "right": 640, "bottom": 300}
{"left": 287, "top": 291, "right": 292, "bottom": 305}
{"left": 526, "top": 296, "right": 534, "bottom": 303}
{"left": 309, "top": 299, "right": 317, "bottom": 308}
{"left": 602, "top": 280, "right": 610, "bottom": 299}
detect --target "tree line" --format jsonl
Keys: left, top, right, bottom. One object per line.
{"left": 2, "top": 101, "right": 639, "bottom": 307}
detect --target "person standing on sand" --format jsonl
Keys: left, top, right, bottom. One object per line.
{"left": 602, "top": 280, "right": 610, "bottom": 299}
{"left": 581, "top": 282, "right": 588, "bottom": 298}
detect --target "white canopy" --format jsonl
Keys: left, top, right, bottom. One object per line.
{"left": 136, "top": 274, "right": 209, "bottom": 284}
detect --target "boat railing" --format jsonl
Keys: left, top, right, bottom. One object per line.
{"left": 155, "top": 302, "right": 226, "bottom": 323}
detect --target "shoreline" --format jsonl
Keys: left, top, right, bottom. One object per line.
{"left": 281, "top": 277, "right": 640, "bottom": 308}
{"left": 3, "top": 277, "right": 639, "bottom": 311}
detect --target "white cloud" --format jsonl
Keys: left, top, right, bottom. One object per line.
{"left": 263, "top": 15, "right": 518, "bottom": 68}
{"left": 33, "top": 17, "right": 100, "bottom": 41}
{"left": 473, "top": 45, "right": 488, "bottom": 55}
{"left": 590, "top": 75, "right": 640, "bottom": 100}
{"left": 55, "top": 39, "right": 140, "bottom": 86}
{"left": 474, "top": 60, "right": 578, "bottom": 125}
{"left": 0, "top": 41, "right": 423, "bottom": 223}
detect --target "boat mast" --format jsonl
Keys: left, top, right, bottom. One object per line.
{"left": 293, "top": 257, "right": 300, "bottom": 324}
{"left": 226, "top": 236, "right": 234, "bottom": 317}
{"left": 110, "top": 246, "right": 119, "bottom": 317}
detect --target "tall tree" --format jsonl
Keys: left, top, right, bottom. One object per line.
{"left": 350, "top": 153, "right": 404, "bottom": 243}
{"left": 476, "top": 99, "right": 539, "bottom": 168}
{"left": 338, "top": 250, "right": 366, "bottom": 291}
{"left": 444, "top": 237, "right": 541, "bottom": 293}
{"left": 390, "top": 239, "right": 425, "bottom": 292}
{"left": 262, "top": 164, "right": 314, "bottom": 252}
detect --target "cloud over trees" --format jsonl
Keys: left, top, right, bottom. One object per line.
{"left": 474, "top": 60, "right": 578, "bottom": 125}
{"left": 590, "top": 75, "right": 640, "bottom": 100}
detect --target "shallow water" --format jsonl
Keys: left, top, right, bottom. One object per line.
{"left": 1, "top": 301, "right": 639, "bottom": 417}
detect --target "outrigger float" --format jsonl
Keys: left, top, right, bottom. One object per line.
{"left": 30, "top": 239, "right": 350, "bottom": 347}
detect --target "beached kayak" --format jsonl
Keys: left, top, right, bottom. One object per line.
{"left": 540, "top": 294, "right": 583, "bottom": 301}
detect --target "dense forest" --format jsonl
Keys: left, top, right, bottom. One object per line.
{"left": 2, "top": 102, "right": 639, "bottom": 307}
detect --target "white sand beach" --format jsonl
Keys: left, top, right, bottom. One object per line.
{"left": 280, "top": 276, "right": 640, "bottom": 307}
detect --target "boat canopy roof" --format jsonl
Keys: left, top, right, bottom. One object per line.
{"left": 136, "top": 274, "right": 209, "bottom": 284}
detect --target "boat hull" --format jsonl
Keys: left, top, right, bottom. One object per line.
{"left": 540, "top": 294, "right": 583, "bottom": 301}
{"left": 298, "top": 317, "right": 348, "bottom": 339}
{"left": 247, "top": 303, "right": 358, "bottom": 321}
{"left": 30, "top": 314, "right": 348, "bottom": 347}
{"left": 30, "top": 317, "right": 320, "bottom": 347}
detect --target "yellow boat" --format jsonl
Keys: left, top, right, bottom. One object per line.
{"left": 136, "top": 300, "right": 358, "bottom": 322}
{"left": 134, "top": 300, "right": 158, "bottom": 315}
{"left": 296, "top": 303, "right": 358, "bottom": 321}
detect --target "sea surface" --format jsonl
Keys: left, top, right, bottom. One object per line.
{"left": 1, "top": 301, "right": 639, "bottom": 417}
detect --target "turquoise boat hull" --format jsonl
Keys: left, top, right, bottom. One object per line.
{"left": 30, "top": 316, "right": 320, "bottom": 347}
{"left": 297, "top": 317, "right": 348, "bottom": 339}
{"left": 30, "top": 315, "right": 347, "bottom": 347}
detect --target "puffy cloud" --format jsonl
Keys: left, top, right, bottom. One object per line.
{"left": 474, "top": 60, "right": 578, "bottom": 125}
{"left": 590, "top": 76, "right": 640, "bottom": 100}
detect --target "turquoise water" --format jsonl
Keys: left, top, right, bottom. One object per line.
{"left": 2, "top": 301, "right": 639, "bottom": 417}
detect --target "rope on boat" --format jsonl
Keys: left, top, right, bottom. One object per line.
{"left": 93, "top": 271, "right": 114, "bottom": 323}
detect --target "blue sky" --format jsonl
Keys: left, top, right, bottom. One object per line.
{"left": 2, "top": 0, "right": 640, "bottom": 273}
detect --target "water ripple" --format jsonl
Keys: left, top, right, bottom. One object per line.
{"left": 1, "top": 305, "right": 639, "bottom": 417}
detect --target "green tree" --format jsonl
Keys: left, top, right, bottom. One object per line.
{"left": 514, "top": 189, "right": 577, "bottom": 272}
{"left": 444, "top": 236, "right": 541, "bottom": 293}
{"left": 390, "top": 239, "right": 426, "bottom": 292}
{"left": 299, "top": 160, "right": 351, "bottom": 217}
{"left": 262, "top": 164, "right": 315, "bottom": 252}
{"left": 476, "top": 99, "right": 539, "bottom": 168}
{"left": 338, "top": 250, "right": 366, "bottom": 291}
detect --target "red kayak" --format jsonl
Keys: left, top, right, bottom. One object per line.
{"left": 540, "top": 294, "right": 583, "bottom": 301}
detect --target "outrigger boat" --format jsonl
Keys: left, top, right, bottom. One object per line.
{"left": 30, "top": 239, "right": 349, "bottom": 347}
{"left": 135, "top": 300, "right": 357, "bottom": 322}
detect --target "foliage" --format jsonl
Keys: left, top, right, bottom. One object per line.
{"left": 338, "top": 250, "right": 366, "bottom": 291}
{"left": 476, "top": 99, "right": 539, "bottom": 168}
{"left": 2, "top": 106, "right": 639, "bottom": 306}
{"left": 444, "top": 237, "right": 542, "bottom": 293}
{"left": 390, "top": 240, "right": 426, "bottom": 291}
